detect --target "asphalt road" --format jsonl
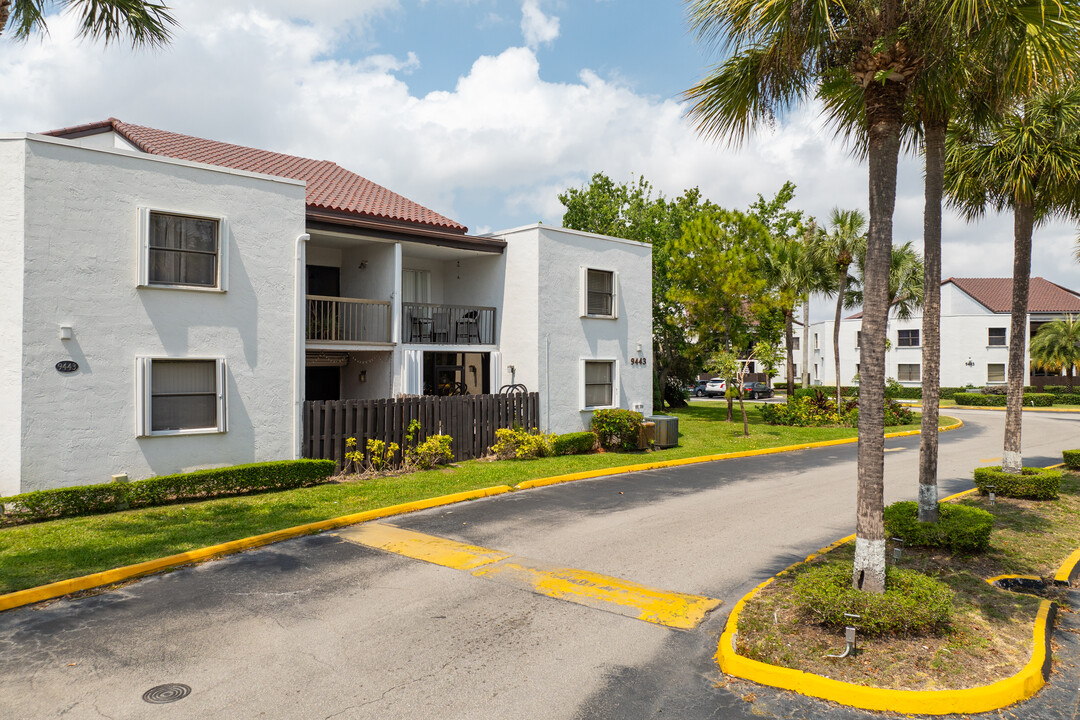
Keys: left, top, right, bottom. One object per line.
{"left": 2, "top": 409, "right": 1078, "bottom": 720}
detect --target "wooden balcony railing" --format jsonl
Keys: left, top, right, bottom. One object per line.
{"left": 307, "top": 295, "right": 391, "bottom": 344}
{"left": 402, "top": 302, "right": 496, "bottom": 345}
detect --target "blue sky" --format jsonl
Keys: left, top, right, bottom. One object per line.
{"left": 2, "top": 0, "right": 1078, "bottom": 310}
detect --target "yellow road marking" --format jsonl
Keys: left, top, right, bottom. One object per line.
{"left": 980, "top": 457, "right": 1002, "bottom": 463}
{"left": 883, "top": 447, "right": 905, "bottom": 453}
{"left": 337, "top": 523, "right": 720, "bottom": 630}
{"left": 337, "top": 523, "right": 510, "bottom": 570}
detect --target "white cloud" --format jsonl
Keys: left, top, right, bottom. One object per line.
{"left": 2, "top": 0, "right": 1078, "bottom": 311}
{"left": 520, "top": 0, "right": 559, "bottom": 48}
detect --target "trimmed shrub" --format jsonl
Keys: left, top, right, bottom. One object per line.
{"left": 1063, "top": 450, "right": 1080, "bottom": 469}
{"left": 591, "top": 408, "right": 644, "bottom": 450}
{"left": 884, "top": 501, "right": 994, "bottom": 553}
{"left": 973, "top": 466, "right": 1062, "bottom": 500}
{"left": 490, "top": 428, "right": 555, "bottom": 460}
{"left": 1043, "top": 385, "right": 1072, "bottom": 395}
{"left": 1057, "top": 393, "right": 1080, "bottom": 405}
{"left": 939, "top": 387, "right": 968, "bottom": 400}
{"left": 793, "top": 563, "right": 953, "bottom": 636}
{"left": 792, "top": 386, "right": 858, "bottom": 399}
{"left": 954, "top": 392, "right": 1004, "bottom": 406}
{"left": 552, "top": 431, "right": 597, "bottom": 456}
{"left": 0, "top": 460, "right": 336, "bottom": 523}
{"left": 1027, "top": 393, "right": 1055, "bottom": 407}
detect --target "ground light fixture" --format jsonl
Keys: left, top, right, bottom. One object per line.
{"left": 987, "top": 485, "right": 997, "bottom": 506}
{"left": 825, "top": 613, "right": 861, "bottom": 659}
{"left": 892, "top": 537, "right": 904, "bottom": 563}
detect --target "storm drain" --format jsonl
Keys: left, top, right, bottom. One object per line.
{"left": 142, "top": 684, "right": 191, "bottom": 704}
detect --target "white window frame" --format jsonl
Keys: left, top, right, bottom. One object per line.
{"left": 580, "top": 358, "right": 619, "bottom": 411}
{"left": 988, "top": 327, "right": 1007, "bottom": 347}
{"left": 138, "top": 207, "right": 229, "bottom": 292}
{"left": 580, "top": 266, "right": 618, "bottom": 319}
{"left": 897, "top": 329, "right": 920, "bottom": 347}
{"left": 136, "top": 357, "right": 228, "bottom": 437}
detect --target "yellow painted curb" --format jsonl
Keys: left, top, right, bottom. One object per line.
{"left": 715, "top": 464, "right": 1075, "bottom": 715}
{"left": 948, "top": 405, "right": 1080, "bottom": 413}
{"left": 0, "top": 417, "right": 966, "bottom": 613}
{"left": 515, "top": 418, "right": 964, "bottom": 491}
{"left": 0, "top": 485, "right": 512, "bottom": 613}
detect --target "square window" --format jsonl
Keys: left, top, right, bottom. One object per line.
{"left": 897, "top": 363, "right": 920, "bottom": 381}
{"left": 138, "top": 358, "right": 227, "bottom": 435}
{"left": 583, "top": 360, "right": 615, "bottom": 408}
{"left": 987, "top": 363, "right": 1005, "bottom": 383}
{"left": 792, "top": 336, "right": 800, "bottom": 351}
{"left": 988, "top": 328, "right": 1006, "bottom": 346}
{"left": 898, "top": 329, "right": 920, "bottom": 347}
{"left": 139, "top": 209, "right": 227, "bottom": 290}
{"left": 583, "top": 268, "right": 616, "bottom": 317}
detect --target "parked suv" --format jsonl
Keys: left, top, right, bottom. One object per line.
{"left": 704, "top": 378, "right": 728, "bottom": 397}
{"left": 690, "top": 380, "right": 709, "bottom": 397}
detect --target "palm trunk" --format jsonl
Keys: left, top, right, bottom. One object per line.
{"left": 802, "top": 299, "right": 810, "bottom": 388}
{"left": 918, "top": 121, "right": 945, "bottom": 522}
{"left": 1003, "top": 201, "right": 1035, "bottom": 473}
{"left": 834, "top": 270, "right": 849, "bottom": 407}
{"left": 785, "top": 309, "right": 795, "bottom": 398}
{"left": 0, "top": 2, "right": 9, "bottom": 39}
{"left": 853, "top": 79, "right": 905, "bottom": 594}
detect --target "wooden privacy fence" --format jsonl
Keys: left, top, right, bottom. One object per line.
{"left": 303, "top": 392, "right": 540, "bottom": 469}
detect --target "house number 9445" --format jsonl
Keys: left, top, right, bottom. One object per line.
{"left": 630, "top": 357, "right": 647, "bottom": 366}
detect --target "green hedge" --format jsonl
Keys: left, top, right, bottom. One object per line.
{"left": 884, "top": 501, "right": 993, "bottom": 553}
{"left": 973, "top": 466, "right": 1062, "bottom": 500}
{"left": 793, "top": 563, "right": 953, "bottom": 636}
{"left": 553, "top": 431, "right": 597, "bottom": 456}
{"left": 1062, "top": 450, "right": 1080, "bottom": 470}
{"left": 1058, "top": 394, "right": 1080, "bottom": 405}
{"left": 954, "top": 392, "right": 1061, "bottom": 407}
{"left": 792, "top": 386, "right": 858, "bottom": 399}
{"left": 591, "top": 409, "right": 643, "bottom": 450}
{"left": 0, "top": 460, "right": 336, "bottom": 524}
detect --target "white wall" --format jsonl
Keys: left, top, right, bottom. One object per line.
{"left": 0, "top": 140, "right": 26, "bottom": 496}
{"left": 13, "top": 135, "right": 306, "bottom": 492}
{"left": 340, "top": 351, "right": 394, "bottom": 399}
{"left": 493, "top": 225, "right": 653, "bottom": 434}
{"left": 493, "top": 230, "right": 540, "bottom": 396}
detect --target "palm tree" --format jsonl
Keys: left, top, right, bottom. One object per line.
{"left": 846, "top": 242, "right": 925, "bottom": 321}
{"left": 684, "top": 0, "right": 940, "bottom": 593}
{"left": 814, "top": 209, "right": 867, "bottom": 408}
{"left": 762, "top": 232, "right": 830, "bottom": 398}
{"left": 946, "top": 86, "right": 1080, "bottom": 473}
{"left": 1030, "top": 316, "right": 1080, "bottom": 388}
{"left": 1, "top": 0, "right": 175, "bottom": 46}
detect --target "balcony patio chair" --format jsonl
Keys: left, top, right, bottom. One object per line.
{"left": 455, "top": 310, "right": 480, "bottom": 344}
{"left": 432, "top": 311, "right": 451, "bottom": 343}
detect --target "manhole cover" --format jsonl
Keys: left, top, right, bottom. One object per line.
{"left": 142, "top": 683, "right": 191, "bottom": 704}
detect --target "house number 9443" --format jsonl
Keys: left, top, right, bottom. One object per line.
{"left": 630, "top": 357, "right": 647, "bottom": 366}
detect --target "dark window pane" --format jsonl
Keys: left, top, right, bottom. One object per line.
{"left": 586, "top": 270, "right": 613, "bottom": 315}
{"left": 988, "top": 328, "right": 1006, "bottom": 346}
{"left": 898, "top": 330, "right": 919, "bottom": 347}
{"left": 148, "top": 213, "right": 219, "bottom": 286}
{"left": 151, "top": 360, "right": 218, "bottom": 431}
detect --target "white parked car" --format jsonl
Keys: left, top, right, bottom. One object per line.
{"left": 704, "top": 378, "right": 728, "bottom": 397}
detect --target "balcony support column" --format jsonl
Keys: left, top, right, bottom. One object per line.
{"left": 392, "top": 242, "right": 402, "bottom": 345}
{"left": 293, "top": 233, "right": 310, "bottom": 459}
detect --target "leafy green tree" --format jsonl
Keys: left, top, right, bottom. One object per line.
{"left": 559, "top": 173, "right": 717, "bottom": 408}
{"left": 1, "top": 0, "right": 176, "bottom": 46}
{"left": 669, "top": 209, "right": 774, "bottom": 421}
{"left": 946, "top": 85, "right": 1080, "bottom": 473}
{"left": 1030, "top": 316, "right": 1080, "bottom": 388}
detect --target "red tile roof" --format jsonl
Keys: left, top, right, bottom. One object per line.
{"left": 948, "top": 277, "right": 1080, "bottom": 313}
{"left": 843, "top": 277, "right": 1080, "bottom": 319}
{"left": 43, "top": 118, "right": 467, "bottom": 233}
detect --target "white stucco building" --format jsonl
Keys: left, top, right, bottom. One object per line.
{"left": 807, "top": 278, "right": 1080, "bottom": 389}
{"left": 1, "top": 120, "right": 651, "bottom": 495}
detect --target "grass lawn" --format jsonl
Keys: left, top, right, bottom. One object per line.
{"left": 733, "top": 471, "right": 1080, "bottom": 692}
{"left": 0, "top": 403, "right": 941, "bottom": 596}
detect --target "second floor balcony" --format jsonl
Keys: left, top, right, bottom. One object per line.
{"left": 307, "top": 295, "right": 392, "bottom": 344}
{"left": 403, "top": 302, "right": 496, "bottom": 345}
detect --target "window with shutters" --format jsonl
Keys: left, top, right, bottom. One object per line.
{"left": 582, "top": 360, "right": 616, "bottom": 409}
{"left": 136, "top": 358, "right": 227, "bottom": 436}
{"left": 582, "top": 268, "right": 616, "bottom": 318}
{"left": 987, "top": 364, "right": 1005, "bottom": 383}
{"left": 138, "top": 209, "right": 227, "bottom": 290}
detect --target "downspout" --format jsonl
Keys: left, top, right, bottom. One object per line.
{"left": 294, "top": 233, "right": 310, "bottom": 458}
